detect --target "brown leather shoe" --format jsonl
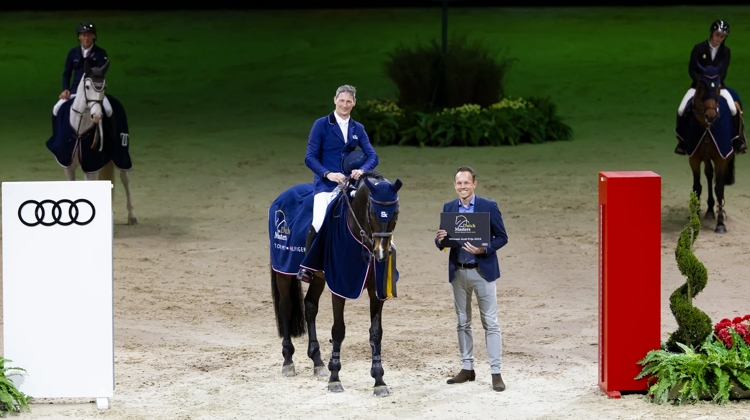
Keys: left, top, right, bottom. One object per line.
{"left": 446, "top": 369, "right": 475, "bottom": 384}
{"left": 492, "top": 373, "right": 506, "bottom": 391}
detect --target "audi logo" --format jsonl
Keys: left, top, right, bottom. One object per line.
{"left": 17, "top": 199, "right": 96, "bottom": 227}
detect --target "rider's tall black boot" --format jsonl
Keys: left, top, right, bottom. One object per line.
{"left": 296, "top": 226, "right": 317, "bottom": 282}
{"left": 734, "top": 112, "right": 747, "bottom": 154}
{"left": 674, "top": 113, "right": 687, "bottom": 155}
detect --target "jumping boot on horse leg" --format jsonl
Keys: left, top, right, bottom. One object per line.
{"left": 327, "top": 339, "right": 344, "bottom": 392}
{"left": 281, "top": 339, "right": 296, "bottom": 377}
{"left": 296, "top": 226, "right": 317, "bottom": 282}
{"left": 370, "top": 341, "right": 389, "bottom": 397}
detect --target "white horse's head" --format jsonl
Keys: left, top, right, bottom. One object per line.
{"left": 81, "top": 60, "right": 109, "bottom": 124}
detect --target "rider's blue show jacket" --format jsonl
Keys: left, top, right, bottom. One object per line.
{"left": 62, "top": 44, "right": 108, "bottom": 92}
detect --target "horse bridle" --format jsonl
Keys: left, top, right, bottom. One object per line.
{"left": 340, "top": 178, "right": 398, "bottom": 251}
{"left": 71, "top": 75, "right": 107, "bottom": 150}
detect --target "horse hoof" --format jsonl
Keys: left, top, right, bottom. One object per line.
{"left": 328, "top": 381, "right": 344, "bottom": 393}
{"left": 313, "top": 365, "right": 329, "bottom": 377}
{"left": 282, "top": 364, "right": 296, "bottom": 377}
{"left": 715, "top": 225, "right": 727, "bottom": 234}
{"left": 705, "top": 211, "right": 715, "bottom": 220}
{"left": 374, "top": 385, "right": 390, "bottom": 397}
{"left": 128, "top": 217, "right": 138, "bottom": 226}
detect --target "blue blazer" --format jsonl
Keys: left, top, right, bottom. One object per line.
{"left": 435, "top": 195, "right": 508, "bottom": 283}
{"left": 62, "top": 44, "right": 109, "bottom": 92}
{"left": 305, "top": 112, "right": 378, "bottom": 194}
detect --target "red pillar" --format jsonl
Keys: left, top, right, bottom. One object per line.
{"left": 598, "top": 171, "right": 661, "bottom": 398}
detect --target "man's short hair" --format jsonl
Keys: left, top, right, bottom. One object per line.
{"left": 455, "top": 166, "right": 476, "bottom": 182}
{"left": 335, "top": 85, "right": 357, "bottom": 99}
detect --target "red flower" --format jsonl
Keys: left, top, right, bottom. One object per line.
{"left": 744, "top": 314, "right": 750, "bottom": 321}
{"left": 733, "top": 316, "right": 744, "bottom": 324}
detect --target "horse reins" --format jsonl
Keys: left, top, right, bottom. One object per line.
{"left": 71, "top": 76, "right": 106, "bottom": 151}
{"left": 340, "top": 178, "right": 398, "bottom": 256}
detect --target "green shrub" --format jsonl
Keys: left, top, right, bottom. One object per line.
{"left": 353, "top": 96, "right": 573, "bottom": 147}
{"left": 383, "top": 36, "right": 515, "bottom": 111}
{"left": 666, "top": 191, "right": 712, "bottom": 351}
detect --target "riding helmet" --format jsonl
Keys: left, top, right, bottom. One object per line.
{"left": 710, "top": 20, "right": 730, "bottom": 36}
{"left": 343, "top": 150, "right": 367, "bottom": 174}
{"left": 77, "top": 21, "right": 97, "bottom": 36}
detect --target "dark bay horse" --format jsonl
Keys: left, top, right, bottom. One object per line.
{"left": 269, "top": 171, "right": 402, "bottom": 397}
{"left": 679, "top": 62, "right": 739, "bottom": 233}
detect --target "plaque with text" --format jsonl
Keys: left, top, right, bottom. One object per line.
{"left": 439, "top": 212, "right": 490, "bottom": 248}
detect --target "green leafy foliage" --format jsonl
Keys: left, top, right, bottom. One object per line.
{"left": 383, "top": 36, "right": 515, "bottom": 111}
{"left": 637, "top": 331, "right": 750, "bottom": 405}
{"left": 666, "top": 192, "right": 712, "bottom": 351}
{"left": 0, "top": 358, "right": 31, "bottom": 417}
{"left": 353, "top": 97, "right": 573, "bottom": 147}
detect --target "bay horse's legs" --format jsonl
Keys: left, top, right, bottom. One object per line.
{"left": 704, "top": 160, "right": 715, "bottom": 220}
{"left": 327, "top": 295, "right": 346, "bottom": 392}
{"left": 305, "top": 274, "right": 328, "bottom": 376}
{"left": 713, "top": 158, "right": 728, "bottom": 233}
{"left": 119, "top": 169, "right": 138, "bottom": 225}
{"left": 274, "top": 273, "right": 297, "bottom": 376}
{"left": 366, "top": 276, "right": 389, "bottom": 397}
{"left": 689, "top": 156, "right": 703, "bottom": 217}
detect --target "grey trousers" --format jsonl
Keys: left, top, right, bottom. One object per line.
{"left": 450, "top": 267, "right": 502, "bottom": 374}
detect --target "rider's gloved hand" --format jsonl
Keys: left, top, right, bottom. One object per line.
{"left": 59, "top": 90, "right": 71, "bottom": 100}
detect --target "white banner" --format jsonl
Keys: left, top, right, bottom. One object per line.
{"left": 2, "top": 181, "right": 114, "bottom": 405}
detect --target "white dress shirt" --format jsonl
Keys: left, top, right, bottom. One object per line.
{"left": 334, "top": 111, "right": 349, "bottom": 143}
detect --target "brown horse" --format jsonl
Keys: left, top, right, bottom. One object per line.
{"left": 687, "top": 63, "right": 737, "bottom": 233}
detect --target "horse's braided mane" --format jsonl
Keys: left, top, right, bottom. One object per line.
{"left": 361, "top": 170, "right": 385, "bottom": 181}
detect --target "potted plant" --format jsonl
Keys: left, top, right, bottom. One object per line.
{"left": 0, "top": 358, "right": 31, "bottom": 417}
{"left": 636, "top": 192, "right": 750, "bottom": 404}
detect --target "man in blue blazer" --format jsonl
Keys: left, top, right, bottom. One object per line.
{"left": 53, "top": 21, "right": 112, "bottom": 123}
{"left": 296, "top": 85, "right": 379, "bottom": 282}
{"left": 435, "top": 166, "right": 508, "bottom": 392}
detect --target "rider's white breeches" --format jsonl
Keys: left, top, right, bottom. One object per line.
{"left": 678, "top": 88, "right": 737, "bottom": 116}
{"left": 312, "top": 189, "right": 340, "bottom": 232}
{"left": 53, "top": 94, "right": 113, "bottom": 118}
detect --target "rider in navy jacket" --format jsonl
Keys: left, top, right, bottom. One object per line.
{"left": 62, "top": 21, "right": 108, "bottom": 97}
{"left": 676, "top": 20, "right": 745, "bottom": 155}
{"left": 297, "top": 85, "right": 379, "bottom": 283}
{"left": 53, "top": 21, "right": 109, "bottom": 125}
{"left": 304, "top": 112, "right": 378, "bottom": 195}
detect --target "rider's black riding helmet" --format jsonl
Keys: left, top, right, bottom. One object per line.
{"left": 77, "top": 21, "right": 97, "bottom": 38}
{"left": 710, "top": 20, "right": 729, "bottom": 42}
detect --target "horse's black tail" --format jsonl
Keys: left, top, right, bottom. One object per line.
{"left": 270, "top": 268, "right": 307, "bottom": 338}
{"left": 725, "top": 155, "right": 736, "bottom": 185}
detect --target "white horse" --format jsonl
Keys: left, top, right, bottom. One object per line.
{"left": 53, "top": 60, "right": 137, "bottom": 225}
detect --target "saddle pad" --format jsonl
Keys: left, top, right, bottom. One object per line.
{"left": 301, "top": 194, "right": 398, "bottom": 301}
{"left": 676, "top": 96, "right": 737, "bottom": 158}
{"left": 269, "top": 183, "right": 314, "bottom": 275}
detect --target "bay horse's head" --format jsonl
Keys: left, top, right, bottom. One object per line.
{"left": 81, "top": 60, "right": 109, "bottom": 124}
{"left": 693, "top": 61, "right": 723, "bottom": 127}
{"left": 348, "top": 172, "right": 403, "bottom": 262}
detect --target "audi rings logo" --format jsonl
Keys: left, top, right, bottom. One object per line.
{"left": 18, "top": 199, "right": 96, "bottom": 227}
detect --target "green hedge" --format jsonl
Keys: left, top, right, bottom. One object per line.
{"left": 353, "top": 96, "right": 573, "bottom": 147}
{"left": 383, "top": 36, "right": 515, "bottom": 110}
